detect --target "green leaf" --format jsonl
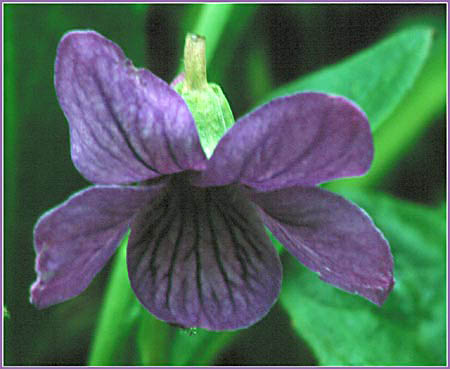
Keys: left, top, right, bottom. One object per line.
{"left": 192, "top": 4, "right": 234, "bottom": 68}
{"left": 326, "top": 19, "right": 446, "bottom": 190}
{"left": 178, "top": 4, "right": 235, "bottom": 72}
{"left": 178, "top": 4, "right": 258, "bottom": 86}
{"left": 135, "top": 305, "right": 237, "bottom": 366}
{"left": 136, "top": 309, "right": 171, "bottom": 365}
{"left": 280, "top": 190, "right": 445, "bottom": 365}
{"left": 246, "top": 40, "right": 274, "bottom": 103}
{"left": 136, "top": 307, "right": 237, "bottom": 366}
{"left": 207, "top": 5, "right": 259, "bottom": 83}
{"left": 168, "top": 328, "right": 237, "bottom": 365}
{"left": 261, "top": 26, "right": 433, "bottom": 132}
{"left": 88, "top": 235, "right": 143, "bottom": 365}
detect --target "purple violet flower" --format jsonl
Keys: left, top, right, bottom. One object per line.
{"left": 30, "top": 30, "right": 394, "bottom": 331}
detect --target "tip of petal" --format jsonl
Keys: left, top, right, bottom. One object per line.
{"left": 319, "top": 272, "right": 395, "bottom": 307}
{"left": 58, "top": 30, "right": 103, "bottom": 55}
{"left": 29, "top": 280, "right": 49, "bottom": 310}
{"left": 57, "top": 29, "right": 125, "bottom": 64}
{"left": 59, "top": 29, "right": 104, "bottom": 44}
{"left": 370, "top": 275, "right": 395, "bottom": 306}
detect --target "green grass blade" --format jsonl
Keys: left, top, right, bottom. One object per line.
{"left": 169, "top": 329, "right": 237, "bottom": 365}
{"left": 88, "top": 235, "right": 141, "bottom": 365}
{"left": 137, "top": 310, "right": 171, "bottom": 365}
{"left": 180, "top": 4, "right": 235, "bottom": 70}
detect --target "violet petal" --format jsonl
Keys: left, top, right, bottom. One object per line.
{"left": 251, "top": 186, "right": 394, "bottom": 305}
{"left": 127, "top": 180, "right": 282, "bottom": 330}
{"left": 193, "top": 93, "right": 372, "bottom": 191}
{"left": 31, "top": 184, "right": 164, "bottom": 308}
{"left": 55, "top": 30, "right": 206, "bottom": 185}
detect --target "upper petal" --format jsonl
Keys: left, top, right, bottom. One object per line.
{"left": 251, "top": 186, "right": 394, "bottom": 305}
{"left": 31, "top": 184, "right": 164, "bottom": 308}
{"left": 127, "top": 178, "right": 282, "bottom": 330}
{"left": 55, "top": 30, "right": 206, "bottom": 184}
{"left": 193, "top": 93, "right": 372, "bottom": 191}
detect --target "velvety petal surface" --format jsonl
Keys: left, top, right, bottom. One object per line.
{"left": 251, "top": 186, "right": 394, "bottom": 305}
{"left": 55, "top": 30, "right": 206, "bottom": 184}
{"left": 127, "top": 177, "right": 282, "bottom": 330}
{"left": 193, "top": 93, "right": 372, "bottom": 191}
{"left": 31, "top": 184, "right": 164, "bottom": 308}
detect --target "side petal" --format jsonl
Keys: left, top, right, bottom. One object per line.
{"left": 251, "top": 186, "right": 394, "bottom": 305}
{"left": 55, "top": 30, "right": 206, "bottom": 185}
{"left": 193, "top": 93, "right": 372, "bottom": 191}
{"left": 31, "top": 184, "right": 164, "bottom": 308}
{"left": 127, "top": 180, "right": 282, "bottom": 331}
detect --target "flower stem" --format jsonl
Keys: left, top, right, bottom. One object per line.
{"left": 88, "top": 233, "right": 141, "bottom": 365}
{"left": 184, "top": 33, "right": 208, "bottom": 91}
{"left": 137, "top": 310, "right": 171, "bottom": 365}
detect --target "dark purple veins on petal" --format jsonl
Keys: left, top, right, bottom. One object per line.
{"left": 31, "top": 184, "right": 164, "bottom": 308}
{"left": 90, "top": 73, "right": 161, "bottom": 174}
{"left": 55, "top": 31, "right": 206, "bottom": 185}
{"left": 127, "top": 176, "right": 282, "bottom": 330}
{"left": 251, "top": 186, "right": 394, "bottom": 305}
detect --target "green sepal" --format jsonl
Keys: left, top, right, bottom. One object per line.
{"left": 175, "top": 81, "right": 234, "bottom": 158}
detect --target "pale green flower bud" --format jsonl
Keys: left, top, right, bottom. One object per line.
{"left": 174, "top": 34, "right": 235, "bottom": 158}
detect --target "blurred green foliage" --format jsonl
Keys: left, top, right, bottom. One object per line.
{"left": 281, "top": 189, "right": 446, "bottom": 365}
{"left": 263, "top": 27, "right": 433, "bottom": 132}
{"left": 3, "top": 3, "right": 446, "bottom": 366}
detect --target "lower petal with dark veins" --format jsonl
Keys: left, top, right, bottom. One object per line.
{"left": 127, "top": 180, "right": 282, "bottom": 331}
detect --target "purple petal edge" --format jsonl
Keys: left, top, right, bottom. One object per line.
{"left": 251, "top": 186, "right": 394, "bottom": 305}
{"left": 30, "top": 184, "right": 164, "bottom": 308}
{"left": 193, "top": 93, "right": 373, "bottom": 191}
{"left": 55, "top": 30, "right": 206, "bottom": 185}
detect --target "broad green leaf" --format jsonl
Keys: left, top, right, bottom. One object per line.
{"left": 326, "top": 18, "right": 446, "bottom": 190}
{"left": 280, "top": 190, "right": 446, "bottom": 365}
{"left": 261, "top": 27, "right": 433, "bottom": 132}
